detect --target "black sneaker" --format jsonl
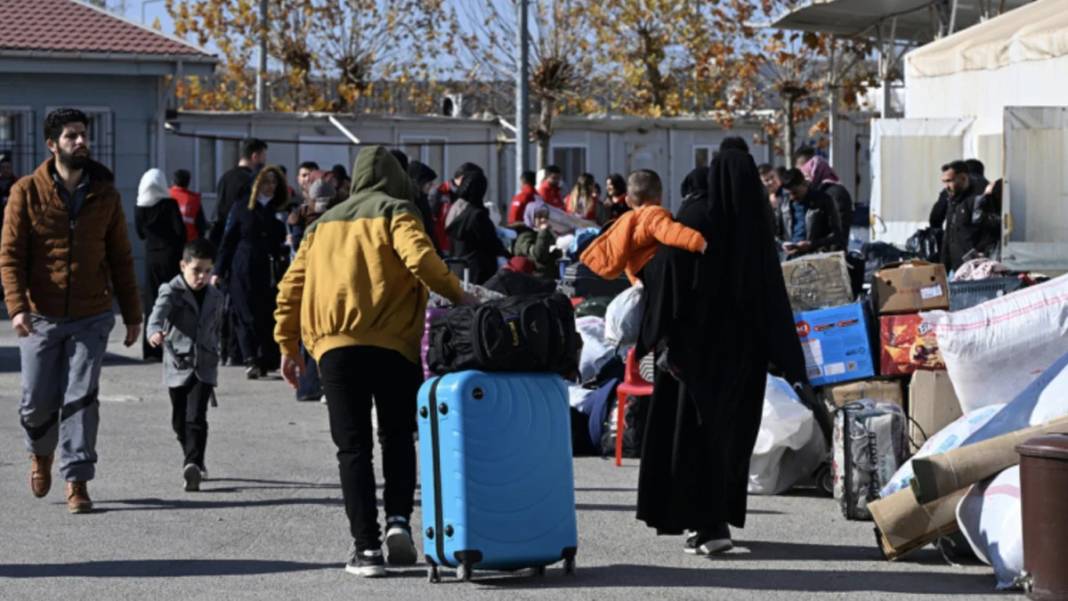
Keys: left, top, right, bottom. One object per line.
{"left": 385, "top": 517, "right": 417, "bottom": 566}
{"left": 245, "top": 365, "right": 263, "bottom": 380}
{"left": 182, "top": 463, "right": 202, "bottom": 492}
{"left": 345, "top": 544, "right": 386, "bottom": 578}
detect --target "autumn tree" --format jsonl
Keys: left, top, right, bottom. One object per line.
{"left": 167, "top": 0, "right": 451, "bottom": 112}
{"left": 717, "top": 1, "right": 873, "bottom": 159}
{"left": 587, "top": 0, "right": 732, "bottom": 117}
{"left": 451, "top": 0, "right": 598, "bottom": 168}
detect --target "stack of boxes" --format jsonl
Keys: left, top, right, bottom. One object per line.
{"left": 784, "top": 256, "right": 964, "bottom": 452}
{"left": 787, "top": 252, "right": 876, "bottom": 388}
{"left": 872, "top": 261, "right": 960, "bottom": 450}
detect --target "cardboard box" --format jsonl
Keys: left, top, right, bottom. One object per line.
{"left": 880, "top": 314, "right": 945, "bottom": 376}
{"left": 794, "top": 303, "right": 875, "bottom": 387}
{"left": 781, "top": 251, "right": 854, "bottom": 311}
{"left": 873, "top": 261, "right": 950, "bottom": 315}
{"left": 827, "top": 379, "right": 904, "bottom": 408}
{"left": 908, "top": 370, "right": 962, "bottom": 453}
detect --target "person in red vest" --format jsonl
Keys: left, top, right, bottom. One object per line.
{"left": 536, "top": 164, "right": 565, "bottom": 209}
{"left": 507, "top": 170, "right": 539, "bottom": 225}
{"left": 169, "top": 169, "right": 207, "bottom": 242}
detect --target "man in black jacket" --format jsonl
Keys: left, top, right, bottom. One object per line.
{"left": 776, "top": 168, "right": 843, "bottom": 258}
{"left": 209, "top": 138, "right": 267, "bottom": 247}
{"left": 941, "top": 161, "right": 998, "bottom": 272}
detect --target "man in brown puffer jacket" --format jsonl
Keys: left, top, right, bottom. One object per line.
{"left": 0, "top": 108, "right": 142, "bottom": 514}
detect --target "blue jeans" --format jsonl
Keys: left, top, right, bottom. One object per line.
{"left": 19, "top": 312, "right": 115, "bottom": 481}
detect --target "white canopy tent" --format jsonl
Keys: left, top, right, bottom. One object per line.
{"left": 905, "top": 0, "right": 1068, "bottom": 134}
{"left": 870, "top": 0, "right": 1068, "bottom": 269}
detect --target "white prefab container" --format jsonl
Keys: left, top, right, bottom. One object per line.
{"left": 871, "top": 0, "right": 1068, "bottom": 270}
{"left": 869, "top": 117, "right": 973, "bottom": 246}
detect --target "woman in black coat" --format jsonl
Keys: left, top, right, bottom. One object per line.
{"left": 636, "top": 139, "right": 810, "bottom": 555}
{"left": 135, "top": 168, "right": 186, "bottom": 361}
{"left": 214, "top": 165, "right": 290, "bottom": 379}
{"left": 444, "top": 170, "right": 509, "bottom": 285}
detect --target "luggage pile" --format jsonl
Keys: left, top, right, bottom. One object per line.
{"left": 785, "top": 246, "right": 1068, "bottom": 592}
{"left": 418, "top": 292, "right": 581, "bottom": 583}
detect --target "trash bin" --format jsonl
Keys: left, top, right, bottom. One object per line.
{"left": 1017, "top": 433, "right": 1068, "bottom": 601}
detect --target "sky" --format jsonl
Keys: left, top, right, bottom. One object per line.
{"left": 122, "top": 1, "right": 177, "bottom": 37}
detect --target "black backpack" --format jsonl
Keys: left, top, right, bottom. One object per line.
{"left": 906, "top": 228, "right": 941, "bottom": 263}
{"left": 427, "top": 293, "right": 579, "bottom": 376}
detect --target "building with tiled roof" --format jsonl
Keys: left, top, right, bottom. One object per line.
{"left": 0, "top": 0, "right": 216, "bottom": 281}
{"left": 0, "top": 0, "right": 216, "bottom": 60}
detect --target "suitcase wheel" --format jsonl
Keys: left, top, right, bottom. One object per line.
{"left": 427, "top": 564, "right": 440, "bottom": 584}
{"left": 815, "top": 463, "right": 833, "bottom": 497}
{"left": 564, "top": 556, "right": 576, "bottom": 576}
{"left": 456, "top": 562, "right": 472, "bottom": 582}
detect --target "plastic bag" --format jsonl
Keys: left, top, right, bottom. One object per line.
{"left": 924, "top": 273, "right": 1068, "bottom": 413}
{"left": 957, "top": 466, "right": 1024, "bottom": 590}
{"left": 575, "top": 316, "right": 617, "bottom": 384}
{"left": 749, "top": 376, "right": 826, "bottom": 495}
{"left": 881, "top": 349, "right": 1068, "bottom": 498}
{"left": 604, "top": 284, "right": 644, "bottom": 349}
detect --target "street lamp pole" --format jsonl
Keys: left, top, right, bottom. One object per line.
{"left": 255, "top": 0, "right": 268, "bottom": 111}
{"left": 515, "top": 0, "right": 530, "bottom": 191}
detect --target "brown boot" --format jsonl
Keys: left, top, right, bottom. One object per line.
{"left": 29, "top": 454, "right": 53, "bottom": 498}
{"left": 65, "top": 481, "right": 92, "bottom": 514}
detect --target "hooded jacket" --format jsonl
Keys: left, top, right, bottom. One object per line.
{"left": 274, "top": 146, "right": 464, "bottom": 364}
{"left": 1, "top": 158, "right": 141, "bottom": 324}
{"left": 580, "top": 204, "right": 706, "bottom": 285}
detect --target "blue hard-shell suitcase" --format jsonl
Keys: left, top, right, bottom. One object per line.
{"left": 417, "top": 371, "right": 578, "bottom": 582}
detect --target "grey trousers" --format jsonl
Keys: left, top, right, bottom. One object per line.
{"left": 18, "top": 312, "right": 115, "bottom": 482}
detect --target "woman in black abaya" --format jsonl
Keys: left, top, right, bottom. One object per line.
{"left": 636, "top": 138, "right": 810, "bottom": 554}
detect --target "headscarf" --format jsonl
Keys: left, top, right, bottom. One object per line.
{"left": 445, "top": 170, "right": 489, "bottom": 228}
{"left": 801, "top": 155, "right": 839, "bottom": 186}
{"left": 680, "top": 166, "right": 710, "bottom": 203}
{"left": 455, "top": 170, "right": 488, "bottom": 206}
{"left": 136, "top": 168, "right": 168, "bottom": 207}
{"left": 407, "top": 161, "right": 438, "bottom": 188}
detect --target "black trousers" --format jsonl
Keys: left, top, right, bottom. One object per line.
{"left": 168, "top": 378, "right": 212, "bottom": 469}
{"left": 319, "top": 345, "right": 420, "bottom": 550}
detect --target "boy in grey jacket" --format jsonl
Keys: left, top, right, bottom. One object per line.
{"left": 147, "top": 239, "right": 223, "bottom": 491}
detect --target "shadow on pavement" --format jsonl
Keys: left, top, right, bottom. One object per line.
{"left": 576, "top": 503, "right": 781, "bottom": 516}
{"left": 474, "top": 564, "right": 994, "bottom": 594}
{"left": 85, "top": 496, "right": 342, "bottom": 512}
{"left": 202, "top": 477, "right": 340, "bottom": 492}
{"left": 728, "top": 540, "right": 880, "bottom": 561}
{"left": 0, "top": 559, "right": 333, "bottom": 578}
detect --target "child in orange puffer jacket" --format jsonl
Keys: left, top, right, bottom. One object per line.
{"left": 580, "top": 169, "right": 707, "bottom": 284}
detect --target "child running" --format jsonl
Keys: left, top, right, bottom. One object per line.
{"left": 580, "top": 169, "right": 707, "bottom": 283}
{"left": 147, "top": 239, "right": 223, "bottom": 492}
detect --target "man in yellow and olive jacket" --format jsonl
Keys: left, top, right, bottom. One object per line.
{"left": 275, "top": 146, "right": 475, "bottom": 577}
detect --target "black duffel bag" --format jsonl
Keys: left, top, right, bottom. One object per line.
{"left": 427, "top": 293, "right": 579, "bottom": 376}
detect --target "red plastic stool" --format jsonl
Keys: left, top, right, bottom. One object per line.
{"left": 615, "top": 348, "right": 653, "bottom": 466}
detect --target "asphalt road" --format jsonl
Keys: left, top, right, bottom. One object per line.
{"left": 0, "top": 323, "right": 1020, "bottom": 601}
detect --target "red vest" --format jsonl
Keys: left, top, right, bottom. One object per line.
{"left": 169, "top": 186, "right": 202, "bottom": 242}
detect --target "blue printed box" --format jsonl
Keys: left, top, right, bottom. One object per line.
{"left": 794, "top": 302, "right": 875, "bottom": 387}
